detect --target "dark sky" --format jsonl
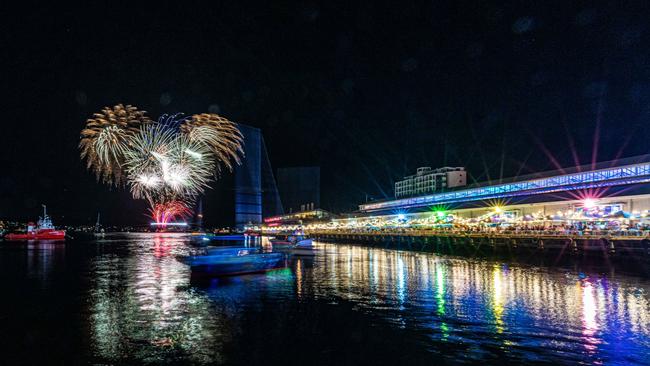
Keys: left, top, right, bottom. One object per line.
{"left": 3, "top": 1, "right": 650, "bottom": 226}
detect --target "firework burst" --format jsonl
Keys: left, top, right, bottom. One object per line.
{"left": 180, "top": 113, "right": 244, "bottom": 172}
{"left": 124, "top": 123, "right": 215, "bottom": 206}
{"left": 80, "top": 105, "right": 243, "bottom": 224}
{"left": 79, "top": 104, "right": 151, "bottom": 184}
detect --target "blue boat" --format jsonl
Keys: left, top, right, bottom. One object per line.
{"left": 203, "top": 246, "right": 259, "bottom": 256}
{"left": 178, "top": 251, "right": 285, "bottom": 277}
{"left": 189, "top": 233, "right": 248, "bottom": 247}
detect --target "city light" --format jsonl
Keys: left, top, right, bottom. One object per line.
{"left": 583, "top": 198, "right": 597, "bottom": 209}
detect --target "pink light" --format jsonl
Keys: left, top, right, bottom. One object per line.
{"left": 583, "top": 198, "right": 597, "bottom": 209}
{"left": 150, "top": 222, "right": 188, "bottom": 226}
{"left": 149, "top": 201, "right": 191, "bottom": 229}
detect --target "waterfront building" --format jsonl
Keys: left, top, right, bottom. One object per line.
{"left": 358, "top": 155, "right": 650, "bottom": 222}
{"left": 395, "top": 167, "right": 466, "bottom": 198}
{"left": 261, "top": 155, "right": 650, "bottom": 232}
{"left": 263, "top": 209, "right": 335, "bottom": 227}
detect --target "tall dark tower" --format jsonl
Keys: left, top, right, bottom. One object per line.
{"left": 233, "top": 125, "right": 282, "bottom": 228}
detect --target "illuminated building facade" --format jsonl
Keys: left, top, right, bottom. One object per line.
{"left": 263, "top": 209, "right": 335, "bottom": 227}
{"left": 366, "top": 156, "right": 650, "bottom": 214}
{"left": 332, "top": 192, "right": 650, "bottom": 229}
{"left": 261, "top": 156, "right": 650, "bottom": 232}
{"left": 395, "top": 167, "right": 466, "bottom": 198}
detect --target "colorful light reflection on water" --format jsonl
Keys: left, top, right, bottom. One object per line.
{"left": 0, "top": 234, "right": 649, "bottom": 364}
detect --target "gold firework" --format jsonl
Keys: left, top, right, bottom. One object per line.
{"left": 79, "top": 104, "right": 152, "bottom": 184}
{"left": 179, "top": 113, "right": 244, "bottom": 172}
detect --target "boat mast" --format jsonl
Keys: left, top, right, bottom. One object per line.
{"left": 95, "top": 212, "right": 101, "bottom": 232}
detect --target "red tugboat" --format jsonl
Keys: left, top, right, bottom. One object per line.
{"left": 4, "top": 205, "right": 66, "bottom": 241}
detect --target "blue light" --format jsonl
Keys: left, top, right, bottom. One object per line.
{"left": 397, "top": 213, "right": 406, "bottom": 220}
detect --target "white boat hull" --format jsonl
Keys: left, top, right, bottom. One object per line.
{"left": 291, "top": 247, "right": 317, "bottom": 256}
{"left": 295, "top": 238, "right": 313, "bottom": 247}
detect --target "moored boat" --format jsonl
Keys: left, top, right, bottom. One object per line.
{"left": 189, "top": 233, "right": 248, "bottom": 246}
{"left": 291, "top": 246, "right": 317, "bottom": 256}
{"left": 203, "top": 246, "right": 259, "bottom": 256}
{"left": 269, "top": 233, "right": 312, "bottom": 248}
{"left": 4, "top": 205, "right": 65, "bottom": 241}
{"left": 178, "top": 251, "right": 284, "bottom": 277}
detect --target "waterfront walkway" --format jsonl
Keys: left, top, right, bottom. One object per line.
{"left": 305, "top": 228, "right": 650, "bottom": 256}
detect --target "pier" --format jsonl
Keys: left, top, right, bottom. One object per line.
{"left": 307, "top": 229, "right": 650, "bottom": 257}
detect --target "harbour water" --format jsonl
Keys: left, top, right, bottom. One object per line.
{"left": 1, "top": 233, "right": 649, "bottom": 364}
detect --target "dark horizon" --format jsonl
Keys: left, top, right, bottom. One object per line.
{"left": 3, "top": 2, "right": 650, "bottom": 225}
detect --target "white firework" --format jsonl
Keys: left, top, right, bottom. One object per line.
{"left": 124, "top": 123, "right": 215, "bottom": 205}
{"left": 81, "top": 107, "right": 243, "bottom": 222}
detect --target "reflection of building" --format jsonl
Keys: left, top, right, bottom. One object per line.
{"left": 395, "top": 167, "right": 466, "bottom": 198}
{"left": 276, "top": 167, "right": 320, "bottom": 213}
{"left": 234, "top": 125, "right": 282, "bottom": 229}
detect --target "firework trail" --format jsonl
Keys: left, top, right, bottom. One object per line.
{"left": 150, "top": 201, "right": 192, "bottom": 225}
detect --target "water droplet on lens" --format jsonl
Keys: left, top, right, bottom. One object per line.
{"left": 208, "top": 104, "right": 221, "bottom": 114}
{"left": 75, "top": 91, "right": 87, "bottom": 105}
{"left": 160, "top": 93, "right": 172, "bottom": 106}
{"left": 401, "top": 58, "right": 418, "bottom": 72}
{"left": 512, "top": 16, "right": 535, "bottom": 34}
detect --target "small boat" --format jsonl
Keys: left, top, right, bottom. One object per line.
{"left": 189, "top": 233, "right": 248, "bottom": 246}
{"left": 291, "top": 246, "right": 317, "bottom": 256}
{"left": 203, "top": 246, "right": 259, "bottom": 256}
{"left": 4, "top": 205, "right": 65, "bottom": 241}
{"left": 178, "top": 251, "right": 284, "bottom": 277}
{"left": 269, "top": 233, "right": 312, "bottom": 248}
{"left": 189, "top": 232, "right": 214, "bottom": 246}
{"left": 289, "top": 237, "right": 317, "bottom": 256}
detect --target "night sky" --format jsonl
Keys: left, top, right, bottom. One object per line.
{"left": 3, "top": 2, "right": 650, "bottom": 226}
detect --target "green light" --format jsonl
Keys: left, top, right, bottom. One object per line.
{"left": 436, "top": 211, "right": 446, "bottom": 218}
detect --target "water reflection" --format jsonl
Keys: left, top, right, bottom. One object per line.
{"left": 580, "top": 280, "right": 600, "bottom": 356}
{"left": 89, "top": 234, "right": 227, "bottom": 364}
{"left": 24, "top": 242, "right": 65, "bottom": 282}
{"left": 7, "top": 234, "right": 648, "bottom": 364}
{"left": 306, "top": 243, "right": 650, "bottom": 364}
